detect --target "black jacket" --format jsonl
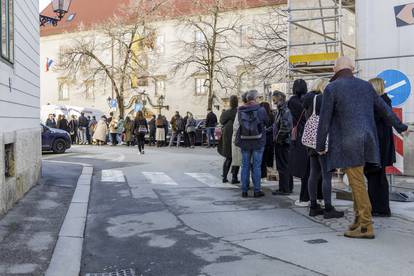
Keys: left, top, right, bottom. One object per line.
{"left": 376, "top": 94, "right": 396, "bottom": 167}
{"left": 78, "top": 115, "right": 89, "bottom": 127}
{"left": 205, "top": 112, "right": 218, "bottom": 127}
{"left": 219, "top": 108, "right": 237, "bottom": 158}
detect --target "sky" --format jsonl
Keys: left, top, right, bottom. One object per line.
{"left": 39, "top": 0, "right": 50, "bottom": 12}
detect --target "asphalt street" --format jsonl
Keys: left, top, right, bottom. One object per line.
{"left": 2, "top": 145, "right": 414, "bottom": 276}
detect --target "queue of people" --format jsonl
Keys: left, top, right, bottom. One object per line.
{"left": 218, "top": 56, "right": 409, "bottom": 240}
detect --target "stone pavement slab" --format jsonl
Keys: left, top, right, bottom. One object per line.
{"left": 0, "top": 161, "right": 82, "bottom": 275}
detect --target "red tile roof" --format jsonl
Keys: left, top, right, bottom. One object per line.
{"left": 40, "top": 0, "right": 286, "bottom": 37}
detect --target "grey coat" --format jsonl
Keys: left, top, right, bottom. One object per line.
{"left": 316, "top": 70, "right": 408, "bottom": 171}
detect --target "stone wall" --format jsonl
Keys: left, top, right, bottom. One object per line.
{"left": 0, "top": 128, "right": 42, "bottom": 215}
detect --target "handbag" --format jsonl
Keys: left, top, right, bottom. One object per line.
{"left": 138, "top": 125, "right": 147, "bottom": 134}
{"left": 302, "top": 95, "right": 328, "bottom": 150}
{"left": 291, "top": 110, "right": 305, "bottom": 141}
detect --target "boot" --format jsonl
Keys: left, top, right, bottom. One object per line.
{"left": 323, "top": 205, "right": 344, "bottom": 219}
{"left": 309, "top": 203, "right": 324, "bottom": 217}
{"left": 231, "top": 173, "right": 240, "bottom": 184}
{"left": 344, "top": 224, "right": 375, "bottom": 239}
{"left": 222, "top": 178, "right": 229, "bottom": 183}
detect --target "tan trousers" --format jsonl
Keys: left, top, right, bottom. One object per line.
{"left": 344, "top": 166, "right": 373, "bottom": 228}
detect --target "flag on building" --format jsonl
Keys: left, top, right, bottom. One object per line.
{"left": 45, "top": 58, "right": 54, "bottom": 72}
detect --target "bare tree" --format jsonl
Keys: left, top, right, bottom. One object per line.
{"left": 56, "top": 1, "right": 166, "bottom": 116}
{"left": 172, "top": 0, "right": 249, "bottom": 110}
{"left": 249, "top": 7, "right": 287, "bottom": 83}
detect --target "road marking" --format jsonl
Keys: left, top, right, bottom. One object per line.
{"left": 101, "top": 170, "right": 125, "bottom": 182}
{"left": 142, "top": 172, "right": 178, "bottom": 186}
{"left": 185, "top": 173, "right": 237, "bottom": 188}
{"left": 385, "top": 80, "right": 407, "bottom": 96}
{"left": 75, "top": 153, "right": 125, "bottom": 162}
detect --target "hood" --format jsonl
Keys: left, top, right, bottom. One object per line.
{"left": 49, "top": 127, "right": 69, "bottom": 135}
{"left": 238, "top": 104, "right": 260, "bottom": 112}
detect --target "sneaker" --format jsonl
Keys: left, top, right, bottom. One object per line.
{"left": 242, "top": 192, "right": 248, "bottom": 198}
{"left": 254, "top": 191, "right": 265, "bottom": 198}
{"left": 344, "top": 225, "right": 375, "bottom": 239}
{"left": 309, "top": 205, "right": 324, "bottom": 217}
{"left": 294, "top": 200, "right": 310, "bottom": 207}
{"left": 323, "top": 207, "right": 344, "bottom": 219}
{"left": 272, "top": 190, "right": 290, "bottom": 196}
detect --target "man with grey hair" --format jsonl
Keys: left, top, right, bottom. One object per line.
{"left": 236, "top": 90, "right": 269, "bottom": 198}
{"left": 316, "top": 56, "right": 408, "bottom": 239}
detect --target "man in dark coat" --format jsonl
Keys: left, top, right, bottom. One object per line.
{"left": 148, "top": 115, "right": 156, "bottom": 146}
{"left": 316, "top": 56, "right": 408, "bottom": 239}
{"left": 46, "top": 114, "right": 57, "bottom": 128}
{"left": 219, "top": 95, "right": 239, "bottom": 183}
{"left": 205, "top": 109, "right": 218, "bottom": 147}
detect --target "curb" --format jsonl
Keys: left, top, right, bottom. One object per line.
{"left": 45, "top": 162, "right": 93, "bottom": 276}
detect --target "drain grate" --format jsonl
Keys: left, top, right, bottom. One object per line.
{"left": 85, "top": 268, "right": 136, "bottom": 276}
{"left": 304, "top": 239, "right": 328, "bottom": 244}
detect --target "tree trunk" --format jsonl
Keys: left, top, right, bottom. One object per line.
{"left": 207, "top": 82, "right": 214, "bottom": 110}
{"left": 117, "top": 96, "right": 125, "bottom": 118}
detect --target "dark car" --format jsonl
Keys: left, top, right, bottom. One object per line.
{"left": 41, "top": 124, "right": 71, "bottom": 153}
{"left": 167, "top": 119, "right": 221, "bottom": 146}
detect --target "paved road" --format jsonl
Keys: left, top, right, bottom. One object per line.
{"left": 5, "top": 145, "right": 414, "bottom": 275}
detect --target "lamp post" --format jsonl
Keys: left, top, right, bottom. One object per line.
{"left": 40, "top": 0, "right": 72, "bottom": 27}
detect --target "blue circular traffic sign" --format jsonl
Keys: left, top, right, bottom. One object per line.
{"left": 377, "top": 69, "right": 411, "bottom": 107}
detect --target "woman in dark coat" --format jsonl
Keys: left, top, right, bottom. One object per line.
{"left": 219, "top": 95, "right": 239, "bottom": 183}
{"left": 365, "top": 78, "right": 397, "bottom": 217}
{"left": 288, "top": 79, "right": 310, "bottom": 206}
{"left": 134, "top": 111, "right": 148, "bottom": 154}
{"left": 260, "top": 102, "right": 275, "bottom": 179}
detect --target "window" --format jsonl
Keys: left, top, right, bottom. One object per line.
{"left": 1, "top": 0, "right": 14, "bottom": 63}
{"left": 155, "top": 34, "right": 165, "bottom": 54}
{"left": 66, "top": 13, "right": 76, "bottom": 22}
{"left": 195, "top": 30, "right": 205, "bottom": 46}
{"left": 58, "top": 81, "right": 70, "bottom": 100}
{"left": 84, "top": 81, "right": 95, "bottom": 100}
{"left": 155, "top": 79, "right": 165, "bottom": 96}
{"left": 239, "top": 71, "right": 256, "bottom": 93}
{"left": 240, "top": 25, "right": 252, "bottom": 48}
{"left": 4, "top": 143, "right": 14, "bottom": 178}
{"left": 195, "top": 78, "right": 207, "bottom": 95}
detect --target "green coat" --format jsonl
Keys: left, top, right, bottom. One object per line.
{"left": 219, "top": 108, "right": 237, "bottom": 158}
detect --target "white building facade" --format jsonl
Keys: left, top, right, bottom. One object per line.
{"left": 40, "top": 1, "right": 285, "bottom": 119}
{"left": 0, "top": 0, "right": 41, "bottom": 214}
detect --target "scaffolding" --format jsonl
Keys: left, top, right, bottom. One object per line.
{"left": 287, "top": 0, "right": 355, "bottom": 86}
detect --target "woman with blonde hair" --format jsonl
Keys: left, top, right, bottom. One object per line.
{"left": 365, "top": 77, "right": 394, "bottom": 217}
{"left": 302, "top": 77, "right": 344, "bottom": 219}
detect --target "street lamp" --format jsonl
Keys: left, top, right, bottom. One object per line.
{"left": 40, "top": 0, "right": 72, "bottom": 27}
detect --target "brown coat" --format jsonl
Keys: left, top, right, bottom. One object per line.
{"left": 124, "top": 120, "right": 135, "bottom": 142}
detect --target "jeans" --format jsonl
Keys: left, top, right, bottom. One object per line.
{"left": 169, "top": 131, "right": 183, "bottom": 147}
{"left": 110, "top": 133, "right": 118, "bottom": 145}
{"left": 241, "top": 148, "right": 264, "bottom": 193}
{"left": 206, "top": 127, "right": 216, "bottom": 146}
{"left": 188, "top": 132, "right": 196, "bottom": 147}
{"left": 308, "top": 155, "right": 333, "bottom": 205}
{"left": 78, "top": 127, "right": 88, "bottom": 144}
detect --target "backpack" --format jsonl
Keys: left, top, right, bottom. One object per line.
{"left": 238, "top": 109, "right": 263, "bottom": 140}
{"left": 176, "top": 117, "right": 185, "bottom": 131}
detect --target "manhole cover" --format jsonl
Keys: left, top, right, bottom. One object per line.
{"left": 304, "top": 239, "right": 328, "bottom": 244}
{"left": 85, "top": 268, "right": 136, "bottom": 276}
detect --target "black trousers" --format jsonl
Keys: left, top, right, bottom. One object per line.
{"left": 261, "top": 142, "right": 274, "bottom": 178}
{"left": 223, "top": 157, "right": 239, "bottom": 180}
{"left": 136, "top": 133, "right": 145, "bottom": 152}
{"left": 365, "top": 167, "right": 391, "bottom": 215}
{"left": 275, "top": 144, "right": 294, "bottom": 193}
{"left": 149, "top": 130, "right": 156, "bottom": 145}
{"left": 299, "top": 165, "right": 310, "bottom": 202}
{"left": 110, "top": 133, "right": 118, "bottom": 145}
{"left": 188, "top": 132, "right": 196, "bottom": 147}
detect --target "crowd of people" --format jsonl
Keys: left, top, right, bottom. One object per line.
{"left": 45, "top": 109, "right": 220, "bottom": 154}
{"left": 218, "top": 56, "right": 409, "bottom": 240}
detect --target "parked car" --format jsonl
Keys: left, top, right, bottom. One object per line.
{"left": 166, "top": 119, "right": 221, "bottom": 146}
{"left": 41, "top": 124, "right": 71, "bottom": 153}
